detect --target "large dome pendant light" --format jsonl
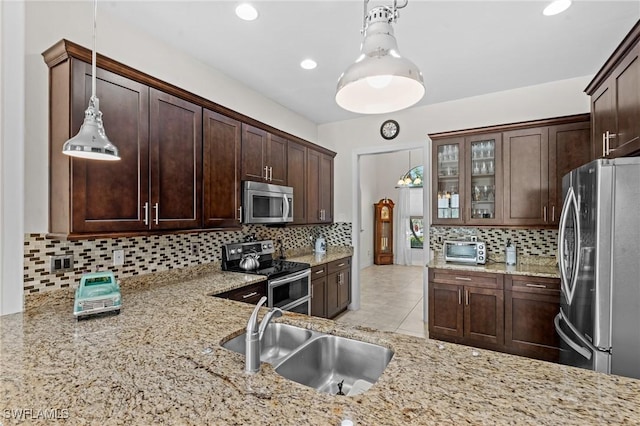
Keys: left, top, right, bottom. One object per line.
{"left": 336, "top": 0, "right": 424, "bottom": 114}
{"left": 62, "top": 0, "right": 120, "bottom": 161}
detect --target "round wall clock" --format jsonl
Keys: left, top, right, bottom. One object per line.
{"left": 380, "top": 119, "right": 400, "bottom": 140}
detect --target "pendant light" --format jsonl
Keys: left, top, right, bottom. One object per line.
{"left": 62, "top": 0, "right": 120, "bottom": 161}
{"left": 336, "top": 0, "right": 424, "bottom": 114}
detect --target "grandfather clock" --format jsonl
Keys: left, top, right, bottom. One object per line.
{"left": 374, "top": 198, "right": 394, "bottom": 265}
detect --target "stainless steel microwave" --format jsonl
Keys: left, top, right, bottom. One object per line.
{"left": 443, "top": 240, "right": 486, "bottom": 264}
{"left": 243, "top": 181, "right": 293, "bottom": 224}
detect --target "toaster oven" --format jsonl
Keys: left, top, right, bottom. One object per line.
{"left": 443, "top": 240, "right": 486, "bottom": 264}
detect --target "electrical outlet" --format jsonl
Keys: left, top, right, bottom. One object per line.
{"left": 190, "top": 243, "right": 200, "bottom": 256}
{"left": 113, "top": 249, "right": 125, "bottom": 266}
{"left": 50, "top": 255, "right": 74, "bottom": 273}
{"left": 436, "top": 236, "right": 443, "bottom": 244}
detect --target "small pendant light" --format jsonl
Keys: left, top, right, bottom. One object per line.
{"left": 62, "top": 0, "right": 120, "bottom": 161}
{"left": 336, "top": 0, "right": 424, "bottom": 114}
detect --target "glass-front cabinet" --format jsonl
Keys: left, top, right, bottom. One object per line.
{"left": 432, "top": 138, "right": 464, "bottom": 224}
{"left": 431, "top": 134, "right": 502, "bottom": 225}
{"left": 466, "top": 133, "right": 502, "bottom": 225}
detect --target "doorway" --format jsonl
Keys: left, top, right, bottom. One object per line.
{"left": 338, "top": 142, "right": 431, "bottom": 337}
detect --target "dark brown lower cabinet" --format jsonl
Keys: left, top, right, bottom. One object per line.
{"left": 429, "top": 268, "right": 559, "bottom": 362}
{"left": 214, "top": 281, "right": 266, "bottom": 305}
{"left": 311, "top": 264, "right": 327, "bottom": 318}
{"left": 429, "top": 269, "right": 504, "bottom": 351}
{"left": 327, "top": 258, "right": 352, "bottom": 319}
{"left": 505, "top": 275, "right": 560, "bottom": 362}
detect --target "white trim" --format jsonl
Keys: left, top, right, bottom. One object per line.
{"left": 1, "top": 0, "right": 26, "bottom": 315}
{"left": 350, "top": 140, "right": 430, "bottom": 325}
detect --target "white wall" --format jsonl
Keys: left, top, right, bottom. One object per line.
{"left": 1, "top": 0, "right": 26, "bottom": 315}
{"left": 24, "top": 1, "right": 318, "bottom": 233}
{"left": 319, "top": 76, "right": 592, "bottom": 222}
{"left": 359, "top": 155, "right": 376, "bottom": 268}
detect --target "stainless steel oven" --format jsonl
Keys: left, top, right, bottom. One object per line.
{"left": 268, "top": 269, "right": 311, "bottom": 314}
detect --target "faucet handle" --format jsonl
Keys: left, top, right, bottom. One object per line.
{"left": 246, "top": 296, "right": 268, "bottom": 333}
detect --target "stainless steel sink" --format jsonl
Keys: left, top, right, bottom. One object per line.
{"left": 221, "top": 323, "right": 394, "bottom": 396}
{"left": 274, "top": 335, "right": 393, "bottom": 396}
{"left": 221, "top": 323, "right": 313, "bottom": 364}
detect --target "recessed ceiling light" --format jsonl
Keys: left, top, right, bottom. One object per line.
{"left": 543, "top": 0, "right": 572, "bottom": 16}
{"left": 236, "top": 3, "right": 258, "bottom": 21}
{"left": 300, "top": 59, "right": 317, "bottom": 70}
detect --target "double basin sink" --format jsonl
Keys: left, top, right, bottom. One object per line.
{"left": 221, "top": 323, "right": 394, "bottom": 396}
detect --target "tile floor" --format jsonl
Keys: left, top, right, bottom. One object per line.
{"left": 335, "top": 264, "right": 428, "bottom": 339}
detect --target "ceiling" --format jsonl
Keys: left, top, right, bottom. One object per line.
{"left": 104, "top": 1, "right": 640, "bottom": 124}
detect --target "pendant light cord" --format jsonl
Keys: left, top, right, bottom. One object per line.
{"left": 91, "top": 0, "right": 97, "bottom": 103}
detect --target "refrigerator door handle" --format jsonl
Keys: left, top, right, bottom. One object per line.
{"left": 554, "top": 312, "right": 592, "bottom": 361}
{"left": 558, "top": 187, "right": 580, "bottom": 305}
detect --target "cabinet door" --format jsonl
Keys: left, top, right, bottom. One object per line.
{"left": 592, "top": 82, "right": 615, "bottom": 159}
{"left": 428, "top": 282, "right": 464, "bottom": 339}
{"left": 338, "top": 268, "right": 351, "bottom": 309}
{"left": 505, "top": 275, "right": 560, "bottom": 362}
{"left": 464, "top": 286, "right": 504, "bottom": 347}
{"left": 203, "top": 109, "right": 241, "bottom": 228}
{"left": 287, "top": 141, "right": 307, "bottom": 224}
{"left": 548, "top": 121, "right": 591, "bottom": 225}
{"left": 311, "top": 277, "right": 327, "bottom": 318}
{"left": 432, "top": 138, "right": 465, "bottom": 225}
{"left": 307, "top": 149, "right": 333, "bottom": 224}
{"left": 612, "top": 44, "right": 640, "bottom": 157}
{"left": 241, "top": 124, "right": 267, "bottom": 182}
{"left": 69, "top": 61, "right": 150, "bottom": 233}
{"left": 326, "top": 271, "right": 340, "bottom": 318}
{"left": 466, "top": 133, "right": 503, "bottom": 225}
{"left": 149, "top": 89, "right": 202, "bottom": 230}
{"left": 503, "top": 127, "right": 549, "bottom": 225}
{"left": 267, "top": 134, "right": 288, "bottom": 185}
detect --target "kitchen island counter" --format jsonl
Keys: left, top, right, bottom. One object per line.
{"left": 1, "top": 265, "right": 638, "bottom": 425}
{"left": 428, "top": 257, "right": 560, "bottom": 279}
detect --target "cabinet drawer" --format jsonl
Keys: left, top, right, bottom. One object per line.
{"left": 505, "top": 275, "right": 560, "bottom": 295}
{"left": 311, "top": 264, "right": 327, "bottom": 279}
{"left": 429, "top": 268, "right": 503, "bottom": 289}
{"left": 328, "top": 257, "right": 351, "bottom": 274}
{"left": 218, "top": 281, "right": 266, "bottom": 304}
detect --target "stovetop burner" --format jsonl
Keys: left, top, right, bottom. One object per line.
{"left": 221, "top": 240, "right": 310, "bottom": 280}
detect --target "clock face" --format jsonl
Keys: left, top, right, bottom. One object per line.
{"left": 380, "top": 120, "right": 399, "bottom": 140}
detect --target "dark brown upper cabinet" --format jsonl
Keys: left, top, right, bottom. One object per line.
{"left": 202, "top": 109, "right": 242, "bottom": 228}
{"left": 286, "top": 141, "right": 308, "bottom": 224}
{"left": 586, "top": 21, "right": 640, "bottom": 159}
{"left": 241, "top": 124, "right": 287, "bottom": 185}
{"left": 307, "top": 148, "right": 333, "bottom": 224}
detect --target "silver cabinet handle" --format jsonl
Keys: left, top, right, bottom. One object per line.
{"left": 465, "top": 290, "right": 469, "bottom": 305}
{"left": 525, "top": 283, "right": 547, "bottom": 289}
{"left": 606, "top": 130, "right": 616, "bottom": 155}
{"left": 552, "top": 206, "right": 555, "bottom": 222}
{"left": 143, "top": 202, "right": 149, "bottom": 226}
{"left": 238, "top": 206, "right": 243, "bottom": 223}
{"left": 315, "top": 269, "right": 324, "bottom": 275}
{"left": 602, "top": 132, "right": 606, "bottom": 157}
{"left": 339, "top": 272, "right": 343, "bottom": 285}
{"left": 458, "top": 288, "right": 462, "bottom": 305}
{"left": 269, "top": 166, "right": 273, "bottom": 181}
{"left": 153, "top": 202, "right": 159, "bottom": 225}
{"left": 264, "top": 165, "right": 269, "bottom": 180}
{"left": 337, "top": 263, "right": 346, "bottom": 267}
{"left": 544, "top": 206, "right": 547, "bottom": 222}
{"left": 455, "top": 276, "right": 471, "bottom": 281}
{"left": 242, "top": 291, "right": 258, "bottom": 299}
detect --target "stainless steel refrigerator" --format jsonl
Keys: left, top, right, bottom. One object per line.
{"left": 554, "top": 157, "right": 640, "bottom": 379}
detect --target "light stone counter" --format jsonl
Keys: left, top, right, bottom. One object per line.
{"left": 428, "top": 257, "right": 560, "bottom": 279}
{"left": 285, "top": 246, "right": 353, "bottom": 267}
{"left": 2, "top": 263, "right": 639, "bottom": 425}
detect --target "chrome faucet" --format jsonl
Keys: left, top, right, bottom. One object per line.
{"left": 245, "top": 296, "right": 283, "bottom": 373}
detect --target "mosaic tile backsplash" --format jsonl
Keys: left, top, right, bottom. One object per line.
{"left": 23, "top": 223, "right": 352, "bottom": 294}
{"left": 429, "top": 226, "right": 557, "bottom": 259}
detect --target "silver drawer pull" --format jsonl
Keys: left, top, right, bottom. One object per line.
{"left": 525, "top": 284, "right": 547, "bottom": 289}
{"left": 242, "top": 292, "right": 258, "bottom": 299}
{"left": 315, "top": 270, "right": 324, "bottom": 274}
{"left": 455, "top": 277, "right": 472, "bottom": 281}
{"left": 337, "top": 263, "right": 346, "bottom": 267}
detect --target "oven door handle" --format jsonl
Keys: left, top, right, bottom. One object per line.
{"left": 268, "top": 269, "right": 311, "bottom": 287}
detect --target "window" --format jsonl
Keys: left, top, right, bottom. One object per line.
{"left": 409, "top": 216, "right": 424, "bottom": 248}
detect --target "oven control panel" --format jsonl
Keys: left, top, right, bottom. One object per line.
{"left": 223, "top": 240, "right": 275, "bottom": 261}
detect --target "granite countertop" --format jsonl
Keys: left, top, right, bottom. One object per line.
{"left": 2, "top": 263, "right": 639, "bottom": 424}
{"left": 285, "top": 246, "right": 353, "bottom": 267}
{"left": 428, "top": 256, "right": 560, "bottom": 279}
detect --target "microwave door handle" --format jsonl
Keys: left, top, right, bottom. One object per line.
{"left": 554, "top": 312, "right": 592, "bottom": 361}
{"left": 282, "top": 193, "right": 290, "bottom": 220}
